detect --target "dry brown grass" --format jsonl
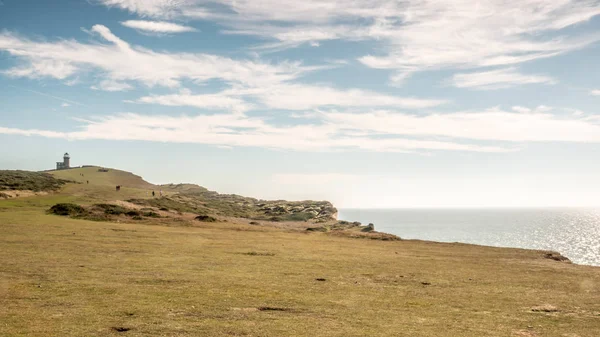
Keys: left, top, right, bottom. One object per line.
{"left": 1, "top": 170, "right": 600, "bottom": 336}
{"left": 2, "top": 207, "right": 600, "bottom": 337}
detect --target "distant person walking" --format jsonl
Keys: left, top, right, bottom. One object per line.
{"left": 86, "top": 180, "right": 89, "bottom": 184}
{"left": 152, "top": 191, "right": 155, "bottom": 197}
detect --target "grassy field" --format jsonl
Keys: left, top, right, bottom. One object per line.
{"left": 1, "top": 168, "right": 600, "bottom": 336}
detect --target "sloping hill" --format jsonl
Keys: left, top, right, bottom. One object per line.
{"left": 42, "top": 167, "right": 339, "bottom": 223}
{"left": 49, "top": 166, "right": 155, "bottom": 189}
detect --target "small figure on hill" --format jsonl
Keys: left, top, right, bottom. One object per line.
{"left": 152, "top": 191, "right": 155, "bottom": 197}
{"left": 116, "top": 185, "right": 121, "bottom": 192}
{"left": 86, "top": 180, "right": 89, "bottom": 184}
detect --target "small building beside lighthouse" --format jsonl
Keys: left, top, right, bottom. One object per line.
{"left": 56, "top": 153, "right": 70, "bottom": 170}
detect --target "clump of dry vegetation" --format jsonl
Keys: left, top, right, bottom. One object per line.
{"left": 0, "top": 170, "right": 70, "bottom": 192}
{"left": 47, "top": 202, "right": 162, "bottom": 222}
{"left": 47, "top": 203, "right": 88, "bottom": 217}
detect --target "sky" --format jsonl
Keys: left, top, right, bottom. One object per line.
{"left": 1, "top": 0, "right": 600, "bottom": 208}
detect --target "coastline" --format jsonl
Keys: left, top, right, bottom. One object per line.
{"left": 338, "top": 207, "right": 600, "bottom": 267}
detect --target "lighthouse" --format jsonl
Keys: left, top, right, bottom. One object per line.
{"left": 56, "top": 152, "right": 71, "bottom": 170}
{"left": 63, "top": 153, "right": 70, "bottom": 169}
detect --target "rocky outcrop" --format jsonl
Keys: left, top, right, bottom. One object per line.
{"left": 362, "top": 223, "right": 375, "bottom": 232}
{"left": 544, "top": 252, "right": 571, "bottom": 263}
{"left": 257, "top": 201, "right": 337, "bottom": 222}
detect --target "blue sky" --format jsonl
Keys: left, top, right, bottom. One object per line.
{"left": 1, "top": 0, "right": 600, "bottom": 207}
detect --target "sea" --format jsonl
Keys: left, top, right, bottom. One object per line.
{"left": 338, "top": 208, "right": 600, "bottom": 267}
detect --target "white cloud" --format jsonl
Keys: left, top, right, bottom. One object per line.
{"left": 99, "top": 0, "right": 600, "bottom": 81}
{"left": 0, "top": 25, "right": 313, "bottom": 89}
{"left": 135, "top": 92, "right": 252, "bottom": 112}
{"left": 591, "top": 90, "right": 600, "bottom": 96}
{"left": 451, "top": 68, "right": 557, "bottom": 90}
{"left": 239, "top": 84, "right": 446, "bottom": 109}
{"left": 91, "top": 79, "right": 134, "bottom": 92}
{"left": 121, "top": 20, "right": 197, "bottom": 33}
{"left": 323, "top": 108, "right": 600, "bottom": 142}
{"left": 2, "top": 59, "right": 77, "bottom": 80}
{"left": 98, "top": 0, "right": 192, "bottom": 17}
{"left": 2, "top": 107, "right": 600, "bottom": 153}
{"left": 61, "top": 103, "right": 70, "bottom": 107}
{"left": 0, "top": 112, "right": 511, "bottom": 153}
{"left": 512, "top": 106, "right": 531, "bottom": 114}
{"left": 136, "top": 84, "right": 446, "bottom": 111}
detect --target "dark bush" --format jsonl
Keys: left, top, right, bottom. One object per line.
{"left": 48, "top": 203, "right": 87, "bottom": 216}
{"left": 306, "top": 226, "right": 328, "bottom": 232}
{"left": 194, "top": 215, "right": 217, "bottom": 222}
{"left": 125, "top": 210, "right": 140, "bottom": 217}
{"left": 94, "top": 204, "right": 128, "bottom": 215}
{"left": 143, "top": 211, "right": 161, "bottom": 218}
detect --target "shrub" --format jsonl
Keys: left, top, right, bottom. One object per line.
{"left": 132, "top": 215, "right": 143, "bottom": 220}
{"left": 194, "top": 215, "right": 217, "bottom": 222}
{"left": 249, "top": 221, "right": 260, "bottom": 225}
{"left": 94, "top": 204, "right": 128, "bottom": 215}
{"left": 0, "top": 170, "right": 69, "bottom": 192}
{"left": 125, "top": 210, "right": 141, "bottom": 217}
{"left": 48, "top": 203, "right": 87, "bottom": 217}
{"left": 284, "top": 212, "right": 315, "bottom": 222}
{"left": 143, "top": 211, "right": 161, "bottom": 218}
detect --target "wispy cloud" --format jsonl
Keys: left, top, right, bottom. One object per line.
{"left": 121, "top": 20, "right": 198, "bottom": 34}
{"left": 2, "top": 59, "right": 77, "bottom": 80}
{"left": 97, "top": 0, "right": 190, "bottom": 17}
{"left": 451, "top": 67, "right": 557, "bottom": 90}
{"left": 98, "top": 0, "right": 600, "bottom": 82}
{"left": 0, "top": 25, "right": 314, "bottom": 89}
{"left": 0, "top": 111, "right": 511, "bottom": 153}
{"left": 323, "top": 108, "right": 600, "bottom": 142}
{"left": 135, "top": 84, "right": 446, "bottom": 111}
{"left": 91, "top": 79, "right": 134, "bottom": 92}
{"left": 2, "top": 106, "right": 600, "bottom": 153}
{"left": 591, "top": 89, "right": 600, "bottom": 96}
{"left": 135, "top": 91, "right": 252, "bottom": 113}
{"left": 61, "top": 102, "right": 71, "bottom": 107}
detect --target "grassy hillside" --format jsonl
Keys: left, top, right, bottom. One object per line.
{"left": 47, "top": 167, "right": 338, "bottom": 223}
{"left": 1, "top": 167, "right": 599, "bottom": 336}
{"left": 48, "top": 166, "right": 155, "bottom": 190}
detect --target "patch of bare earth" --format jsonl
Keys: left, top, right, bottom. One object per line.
{"left": 0, "top": 190, "right": 48, "bottom": 199}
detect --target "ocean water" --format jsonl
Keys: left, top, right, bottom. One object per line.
{"left": 338, "top": 208, "right": 600, "bottom": 266}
